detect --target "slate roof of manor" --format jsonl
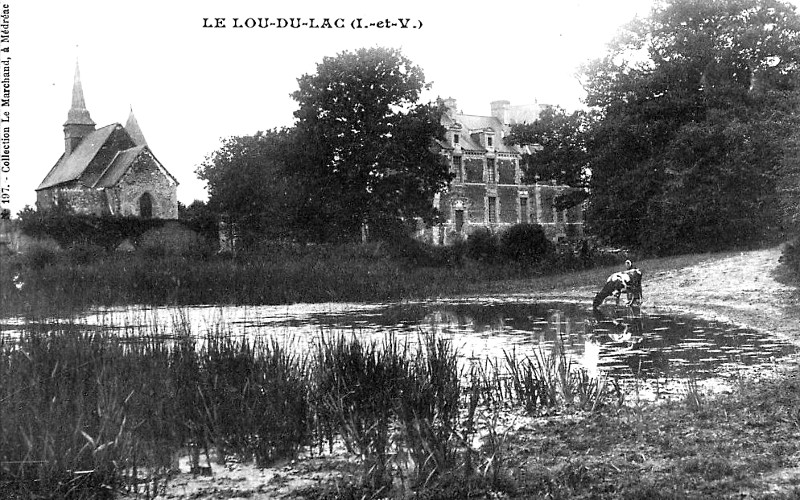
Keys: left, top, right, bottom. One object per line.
{"left": 442, "top": 113, "right": 521, "bottom": 154}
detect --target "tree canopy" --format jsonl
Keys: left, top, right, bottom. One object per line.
{"left": 582, "top": 0, "right": 800, "bottom": 254}
{"left": 290, "top": 47, "right": 450, "bottom": 242}
{"left": 505, "top": 106, "right": 590, "bottom": 188}
{"left": 195, "top": 129, "right": 300, "bottom": 246}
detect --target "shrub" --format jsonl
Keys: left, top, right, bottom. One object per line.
{"left": 499, "top": 224, "right": 554, "bottom": 265}
{"left": 19, "top": 210, "right": 165, "bottom": 250}
{"left": 466, "top": 228, "right": 499, "bottom": 264}
{"left": 23, "top": 242, "right": 60, "bottom": 269}
{"left": 388, "top": 236, "right": 464, "bottom": 268}
{"left": 67, "top": 242, "right": 106, "bottom": 266}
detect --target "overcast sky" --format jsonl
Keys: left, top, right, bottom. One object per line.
{"left": 6, "top": 0, "right": 673, "bottom": 214}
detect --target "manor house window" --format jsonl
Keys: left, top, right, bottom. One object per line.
{"left": 488, "top": 196, "right": 497, "bottom": 223}
{"left": 455, "top": 209, "right": 464, "bottom": 233}
{"left": 487, "top": 159, "right": 496, "bottom": 184}
{"left": 453, "top": 156, "right": 462, "bottom": 183}
{"left": 520, "top": 197, "right": 528, "bottom": 223}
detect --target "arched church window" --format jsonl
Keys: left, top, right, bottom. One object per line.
{"left": 139, "top": 192, "right": 153, "bottom": 219}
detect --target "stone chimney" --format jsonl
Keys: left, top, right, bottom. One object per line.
{"left": 490, "top": 100, "right": 510, "bottom": 125}
{"left": 441, "top": 97, "right": 458, "bottom": 119}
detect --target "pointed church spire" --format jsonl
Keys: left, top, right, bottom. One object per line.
{"left": 125, "top": 106, "right": 148, "bottom": 146}
{"left": 65, "top": 59, "right": 95, "bottom": 127}
{"left": 63, "top": 59, "right": 96, "bottom": 155}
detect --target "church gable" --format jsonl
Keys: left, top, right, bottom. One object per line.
{"left": 104, "top": 149, "right": 178, "bottom": 219}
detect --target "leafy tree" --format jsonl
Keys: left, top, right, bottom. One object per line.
{"left": 581, "top": 0, "right": 800, "bottom": 254}
{"left": 776, "top": 92, "right": 800, "bottom": 237}
{"left": 505, "top": 106, "right": 590, "bottom": 188}
{"left": 195, "top": 129, "right": 300, "bottom": 247}
{"left": 499, "top": 224, "right": 554, "bottom": 264}
{"left": 291, "top": 47, "right": 450, "bottom": 242}
{"left": 179, "top": 200, "right": 219, "bottom": 243}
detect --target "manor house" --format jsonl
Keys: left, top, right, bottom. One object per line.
{"left": 36, "top": 62, "right": 178, "bottom": 219}
{"left": 425, "top": 98, "right": 584, "bottom": 245}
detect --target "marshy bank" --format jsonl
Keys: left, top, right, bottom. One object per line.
{"left": 2, "top": 246, "right": 800, "bottom": 498}
{"left": 0, "top": 236, "right": 616, "bottom": 318}
{"left": 0, "top": 234, "right": 752, "bottom": 320}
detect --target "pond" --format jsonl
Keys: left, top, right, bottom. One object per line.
{"left": 3, "top": 298, "right": 795, "bottom": 400}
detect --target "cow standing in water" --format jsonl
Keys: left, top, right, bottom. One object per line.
{"left": 593, "top": 260, "right": 643, "bottom": 310}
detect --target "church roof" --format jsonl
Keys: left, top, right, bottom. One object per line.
{"left": 94, "top": 145, "right": 147, "bottom": 188}
{"left": 37, "top": 124, "right": 117, "bottom": 190}
{"left": 124, "top": 108, "right": 148, "bottom": 146}
{"left": 38, "top": 121, "right": 177, "bottom": 191}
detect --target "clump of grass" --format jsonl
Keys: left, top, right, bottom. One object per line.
{"left": 311, "top": 333, "right": 410, "bottom": 491}
{"left": 197, "top": 334, "right": 309, "bottom": 466}
{"left": 396, "top": 334, "right": 462, "bottom": 485}
{"left": 503, "top": 339, "right": 620, "bottom": 415}
{"left": 0, "top": 327, "right": 178, "bottom": 498}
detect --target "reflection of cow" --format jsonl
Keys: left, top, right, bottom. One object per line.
{"left": 593, "top": 268, "right": 643, "bottom": 310}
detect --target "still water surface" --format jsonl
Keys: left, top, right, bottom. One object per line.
{"left": 4, "top": 298, "right": 794, "bottom": 399}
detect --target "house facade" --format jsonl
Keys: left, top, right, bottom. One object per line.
{"left": 424, "top": 98, "right": 584, "bottom": 245}
{"left": 36, "top": 63, "right": 178, "bottom": 219}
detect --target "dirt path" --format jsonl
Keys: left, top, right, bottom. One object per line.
{"left": 626, "top": 247, "right": 800, "bottom": 342}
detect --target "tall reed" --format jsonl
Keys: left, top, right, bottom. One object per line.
{"left": 311, "top": 332, "right": 409, "bottom": 491}
{"left": 0, "top": 324, "right": 310, "bottom": 498}
{"left": 502, "top": 339, "right": 618, "bottom": 414}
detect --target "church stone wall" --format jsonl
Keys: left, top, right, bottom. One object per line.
{"left": 36, "top": 184, "right": 107, "bottom": 216}
{"left": 110, "top": 153, "right": 178, "bottom": 219}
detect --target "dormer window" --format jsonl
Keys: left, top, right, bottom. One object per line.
{"left": 453, "top": 133, "right": 460, "bottom": 145}
{"left": 487, "top": 137, "right": 493, "bottom": 147}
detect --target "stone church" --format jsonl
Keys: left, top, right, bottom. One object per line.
{"left": 425, "top": 98, "right": 584, "bottom": 245}
{"left": 36, "top": 63, "right": 178, "bottom": 219}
